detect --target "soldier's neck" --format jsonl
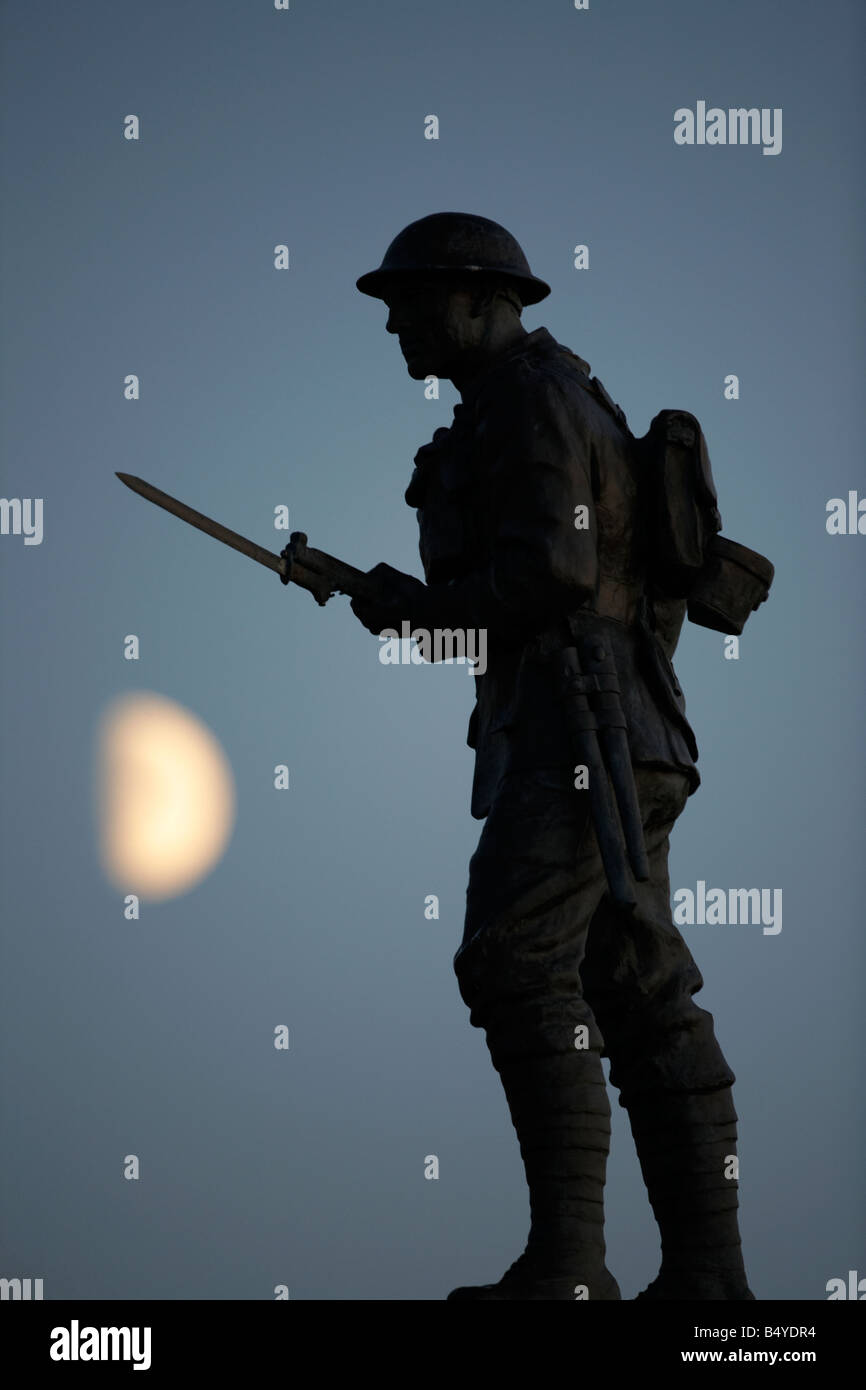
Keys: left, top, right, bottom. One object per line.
{"left": 452, "top": 322, "right": 528, "bottom": 398}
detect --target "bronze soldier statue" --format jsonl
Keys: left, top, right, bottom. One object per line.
{"left": 351, "top": 212, "right": 772, "bottom": 1301}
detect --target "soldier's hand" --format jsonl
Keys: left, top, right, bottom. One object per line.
{"left": 350, "top": 562, "right": 428, "bottom": 634}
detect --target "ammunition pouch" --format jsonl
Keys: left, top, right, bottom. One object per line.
{"left": 686, "top": 535, "right": 774, "bottom": 635}
{"left": 636, "top": 409, "right": 774, "bottom": 634}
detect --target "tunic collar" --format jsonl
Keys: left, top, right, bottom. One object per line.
{"left": 457, "top": 327, "right": 590, "bottom": 411}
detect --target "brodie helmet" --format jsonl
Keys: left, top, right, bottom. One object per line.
{"left": 356, "top": 212, "right": 550, "bottom": 306}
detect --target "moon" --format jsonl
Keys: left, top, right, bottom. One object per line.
{"left": 97, "top": 691, "right": 236, "bottom": 900}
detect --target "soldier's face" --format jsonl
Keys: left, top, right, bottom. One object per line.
{"left": 383, "top": 279, "right": 483, "bottom": 379}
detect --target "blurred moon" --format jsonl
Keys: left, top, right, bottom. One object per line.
{"left": 97, "top": 691, "right": 235, "bottom": 900}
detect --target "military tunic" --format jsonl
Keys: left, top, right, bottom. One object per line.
{"left": 404, "top": 327, "right": 735, "bottom": 1103}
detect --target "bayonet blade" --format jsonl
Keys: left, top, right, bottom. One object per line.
{"left": 116, "top": 472, "right": 285, "bottom": 577}
{"left": 115, "top": 472, "right": 377, "bottom": 605}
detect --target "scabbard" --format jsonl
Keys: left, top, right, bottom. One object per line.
{"left": 557, "top": 646, "right": 636, "bottom": 907}
{"left": 578, "top": 638, "right": 650, "bottom": 883}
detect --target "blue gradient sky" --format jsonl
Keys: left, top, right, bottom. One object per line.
{"left": 1, "top": 0, "right": 863, "bottom": 1299}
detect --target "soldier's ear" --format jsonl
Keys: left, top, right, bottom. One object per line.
{"left": 469, "top": 284, "right": 497, "bottom": 317}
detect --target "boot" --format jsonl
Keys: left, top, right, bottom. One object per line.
{"left": 447, "top": 1050, "right": 621, "bottom": 1300}
{"left": 625, "top": 1087, "right": 755, "bottom": 1300}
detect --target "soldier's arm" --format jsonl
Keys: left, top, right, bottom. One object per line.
{"left": 410, "top": 369, "right": 598, "bottom": 637}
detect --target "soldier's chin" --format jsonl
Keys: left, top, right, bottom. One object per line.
{"left": 404, "top": 358, "right": 432, "bottom": 379}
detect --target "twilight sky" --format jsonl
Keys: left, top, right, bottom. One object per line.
{"left": 0, "top": 0, "right": 863, "bottom": 1299}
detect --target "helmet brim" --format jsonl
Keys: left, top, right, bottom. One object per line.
{"left": 356, "top": 265, "right": 551, "bottom": 306}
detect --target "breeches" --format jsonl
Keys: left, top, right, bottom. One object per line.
{"left": 454, "top": 766, "right": 735, "bottom": 1106}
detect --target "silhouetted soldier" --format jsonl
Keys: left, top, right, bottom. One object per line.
{"left": 351, "top": 213, "right": 770, "bottom": 1300}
